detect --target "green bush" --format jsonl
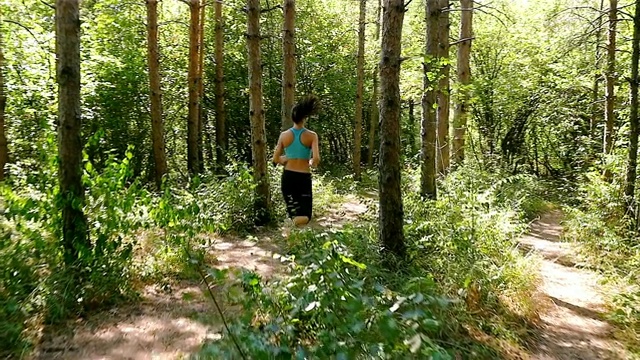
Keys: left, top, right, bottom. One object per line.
{"left": 197, "top": 230, "right": 453, "bottom": 359}
{"left": 195, "top": 165, "right": 540, "bottom": 359}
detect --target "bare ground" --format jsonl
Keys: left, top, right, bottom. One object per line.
{"left": 31, "top": 197, "right": 368, "bottom": 360}
{"left": 520, "top": 210, "right": 628, "bottom": 360}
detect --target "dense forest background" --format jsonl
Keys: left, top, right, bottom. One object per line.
{"left": 1, "top": 0, "right": 640, "bottom": 358}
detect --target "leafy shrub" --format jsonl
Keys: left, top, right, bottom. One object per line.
{"left": 0, "top": 150, "right": 151, "bottom": 355}
{"left": 197, "top": 230, "right": 453, "bottom": 359}
{"left": 196, "top": 165, "right": 540, "bottom": 359}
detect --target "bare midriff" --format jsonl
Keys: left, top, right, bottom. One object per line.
{"left": 285, "top": 159, "right": 311, "bottom": 173}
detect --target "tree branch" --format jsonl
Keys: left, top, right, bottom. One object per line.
{"left": 40, "top": 0, "right": 54, "bottom": 9}
{"left": 403, "top": 0, "right": 413, "bottom": 11}
{"left": 261, "top": 4, "right": 282, "bottom": 13}
{"left": 450, "top": 37, "right": 475, "bottom": 46}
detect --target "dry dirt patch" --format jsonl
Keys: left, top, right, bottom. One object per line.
{"left": 521, "top": 210, "right": 628, "bottom": 360}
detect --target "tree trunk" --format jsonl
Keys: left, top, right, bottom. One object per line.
{"left": 408, "top": 98, "right": 416, "bottom": 155}
{"left": 354, "top": 0, "right": 366, "bottom": 180}
{"left": 367, "top": 0, "right": 381, "bottom": 167}
{"left": 0, "top": 29, "right": 7, "bottom": 181}
{"left": 146, "top": 0, "right": 168, "bottom": 189}
{"left": 56, "top": 0, "right": 88, "bottom": 264}
{"left": 452, "top": 0, "right": 473, "bottom": 166}
{"left": 436, "top": 0, "right": 450, "bottom": 174}
{"left": 624, "top": 0, "right": 640, "bottom": 221}
{"left": 281, "top": 0, "right": 296, "bottom": 131}
{"left": 197, "top": 0, "right": 206, "bottom": 173}
{"left": 247, "top": 0, "right": 270, "bottom": 221}
{"left": 214, "top": 0, "right": 227, "bottom": 173}
{"left": 591, "top": 0, "right": 605, "bottom": 139}
{"left": 421, "top": 0, "right": 439, "bottom": 199}
{"left": 378, "top": 0, "right": 406, "bottom": 259}
{"left": 603, "top": 0, "right": 617, "bottom": 181}
{"left": 187, "top": 0, "right": 201, "bottom": 175}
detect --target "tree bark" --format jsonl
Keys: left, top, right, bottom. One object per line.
{"left": 378, "top": 0, "right": 406, "bottom": 259}
{"left": 354, "top": 0, "right": 366, "bottom": 180}
{"left": 187, "top": 0, "right": 201, "bottom": 175}
{"left": 603, "top": 0, "right": 616, "bottom": 181}
{"left": 421, "top": 0, "right": 439, "bottom": 199}
{"left": 436, "top": 0, "right": 450, "bottom": 174}
{"left": 408, "top": 98, "right": 416, "bottom": 154}
{"left": 452, "top": 0, "right": 473, "bottom": 166}
{"left": 146, "top": 0, "right": 168, "bottom": 189}
{"left": 56, "top": 0, "right": 88, "bottom": 264}
{"left": 367, "top": 0, "right": 381, "bottom": 167}
{"left": 214, "top": 0, "right": 227, "bottom": 173}
{"left": 591, "top": 0, "right": 605, "bottom": 139}
{"left": 247, "top": 0, "right": 271, "bottom": 220}
{"left": 0, "top": 29, "right": 7, "bottom": 181}
{"left": 281, "top": 0, "right": 296, "bottom": 131}
{"left": 624, "top": 0, "right": 640, "bottom": 222}
{"left": 197, "top": 0, "right": 206, "bottom": 173}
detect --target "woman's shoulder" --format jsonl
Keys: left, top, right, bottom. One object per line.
{"left": 303, "top": 129, "right": 318, "bottom": 137}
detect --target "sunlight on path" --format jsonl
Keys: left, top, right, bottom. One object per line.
{"left": 311, "top": 194, "right": 370, "bottom": 229}
{"left": 520, "top": 210, "right": 628, "bottom": 360}
{"left": 33, "top": 196, "right": 371, "bottom": 360}
{"left": 34, "top": 284, "right": 218, "bottom": 360}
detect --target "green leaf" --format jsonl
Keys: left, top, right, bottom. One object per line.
{"left": 339, "top": 255, "right": 366, "bottom": 269}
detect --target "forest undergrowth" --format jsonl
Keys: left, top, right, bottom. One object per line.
{"left": 195, "top": 165, "right": 551, "bottom": 359}
{"left": 560, "top": 162, "right": 640, "bottom": 357}
{"left": 1, "top": 153, "right": 552, "bottom": 359}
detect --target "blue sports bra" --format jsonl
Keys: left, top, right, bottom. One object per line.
{"left": 284, "top": 128, "right": 312, "bottom": 160}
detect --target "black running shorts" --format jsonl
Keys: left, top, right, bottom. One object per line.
{"left": 281, "top": 170, "right": 313, "bottom": 219}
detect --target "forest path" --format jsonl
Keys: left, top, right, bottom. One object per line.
{"left": 520, "top": 210, "right": 628, "bottom": 360}
{"left": 32, "top": 195, "right": 368, "bottom": 360}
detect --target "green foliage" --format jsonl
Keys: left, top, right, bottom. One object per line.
{"left": 563, "top": 157, "right": 640, "bottom": 355}
{"left": 197, "top": 230, "right": 453, "bottom": 359}
{"left": 404, "top": 166, "right": 540, "bottom": 319}
{"left": 195, "top": 165, "right": 540, "bottom": 359}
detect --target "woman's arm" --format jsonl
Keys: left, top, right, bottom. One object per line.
{"left": 310, "top": 133, "right": 320, "bottom": 168}
{"left": 272, "top": 133, "right": 286, "bottom": 165}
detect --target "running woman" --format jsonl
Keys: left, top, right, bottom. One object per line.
{"left": 272, "top": 95, "right": 321, "bottom": 226}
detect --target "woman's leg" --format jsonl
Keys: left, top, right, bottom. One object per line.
{"left": 293, "top": 174, "right": 313, "bottom": 226}
{"left": 281, "top": 170, "right": 297, "bottom": 219}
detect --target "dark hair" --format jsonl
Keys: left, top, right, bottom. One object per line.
{"left": 292, "top": 94, "right": 320, "bottom": 124}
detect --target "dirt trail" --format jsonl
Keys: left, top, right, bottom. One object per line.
{"left": 33, "top": 197, "right": 368, "bottom": 360}
{"left": 520, "top": 210, "right": 627, "bottom": 360}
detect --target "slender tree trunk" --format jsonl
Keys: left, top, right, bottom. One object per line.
{"left": 187, "top": 0, "right": 201, "bottom": 175}
{"left": 367, "top": 0, "right": 381, "bottom": 167}
{"left": 247, "top": 0, "right": 270, "bottom": 221}
{"left": 0, "top": 30, "right": 7, "bottom": 181}
{"left": 214, "top": 0, "right": 227, "bottom": 173}
{"left": 421, "top": 0, "right": 439, "bottom": 199}
{"left": 408, "top": 98, "right": 416, "bottom": 155}
{"left": 146, "top": 0, "right": 168, "bottom": 189}
{"left": 204, "top": 109, "right": 214, "bottom": 165}
{"left": 378, "top": 0, "right": 406, "bottom": 259}
{"left": 281, "top": 0, "right": 296, "bottom": 131}
{"left": 354, "top": 0, "right": 366, "bottom": 180}
{"left": 436, "top": 0, "right": 450, "bottom": 174}
{"left": 591, "top": 0, "right": 605, "bottom": 139}
{"left": 452, "top": 0, "right": 473, "bottom": 166}
{"left": 197, "top": 0, "right": 206, "bottom": 173}
{"left": 603, "top": 0, "right": 617, "bottom": 181}
{"left": 624, "top": 0, "right": 640, "bottom": 222}
{"left": 56, "top": 0, "right": 88, "bottom": 264}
